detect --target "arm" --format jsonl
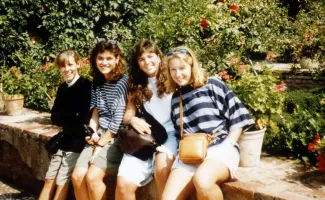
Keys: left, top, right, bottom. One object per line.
{"left": 226, "top": 127, "right": 242, "bottom": 144}
{"left": 124, "top": 96, "right": 151, "bottom": 135}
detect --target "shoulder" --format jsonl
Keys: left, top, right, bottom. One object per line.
{"left": 78, "top": 77, "right": 92, "bottom": 88}
{"left": 116, "top": 74, "right": 128, "bottom": 88}
{"left": 207, "top": 77, "right": 226, "bottom": 87}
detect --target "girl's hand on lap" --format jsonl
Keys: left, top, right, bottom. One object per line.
{"left": 85, "top": 132, "right": 100, "bottom": 145}
{"left": 89, "top": 146, "right": 102, "bottom": 164}
{"left": 130, "top": 117, "right": 152, "bottom": 135}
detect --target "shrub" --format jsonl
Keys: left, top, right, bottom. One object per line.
{"left": 135, "top": 0, "right": 290, "bottom": 73}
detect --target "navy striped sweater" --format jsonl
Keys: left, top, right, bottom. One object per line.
{"left": 90, "top": 74, "right": 128, "bottom": 134}
{"left": 171, "top": 77, "right": 254, "bottom": 137}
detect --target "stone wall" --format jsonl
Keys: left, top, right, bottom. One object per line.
{"left": 281, "top": 70, "right": 325, "bottom": 90}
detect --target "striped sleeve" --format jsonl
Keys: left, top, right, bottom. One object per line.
{"left": 106, "top": 76, "right": 128, "bottom": 134}
{"left": 209, "top": 78, "right": 255, "bottom": 131}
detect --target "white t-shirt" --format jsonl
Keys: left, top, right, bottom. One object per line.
{"left": 143, "top": 77, "right": 175, "bottom": 132}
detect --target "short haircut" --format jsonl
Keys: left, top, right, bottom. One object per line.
{"left": 166, "top": 46, "right": 207, "bottom": 92}
{"left": 55, "top": 50, "right": 80, "bottom": 68}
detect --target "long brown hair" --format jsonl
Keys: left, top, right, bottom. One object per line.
{"left": 129, "top": 40, "right": 168, "bottom": 106}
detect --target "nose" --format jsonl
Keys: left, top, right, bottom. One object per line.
{"left": 63, "top": 65, "right": 70, "bottom": 71}
{"left": 144, "top": 57, "right": 150, "bottom": 64}
{"left": 175, "top": 69, "right": 182, "bottom": 77}
{"left": 103, "top": 59, "right": 109, "bottom": 65}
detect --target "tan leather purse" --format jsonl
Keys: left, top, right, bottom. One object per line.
{"left": 178, "top": 90, "right": 213, "bottom": 164}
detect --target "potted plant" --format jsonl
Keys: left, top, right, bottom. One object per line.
{"left": 1, "top": 66, "right": 26, "bottom": 115}
{"left": 218, "top": 59, "right": 287, "bottom": 167}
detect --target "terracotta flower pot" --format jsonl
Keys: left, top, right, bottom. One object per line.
{"left": 4, "top": 94, "right": 24, "bottom": 116}
{"left": 238, "top": 127, "right": 266, "bottom": 167}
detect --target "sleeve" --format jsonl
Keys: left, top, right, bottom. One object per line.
{"left": 77, "top": 80, "right": 92, "bottom": 125}
{"left": 106, "top": 76, "right": 128, "bottom": 134}
{"left": 210, "top": 78, "right": 255, "bottom": 132}
{"left": 51, "top": 85, "right": 64, "bottom": 126}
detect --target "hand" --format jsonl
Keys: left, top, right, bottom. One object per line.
{"left": 89, "top": 146, "right": 101, "bottom": 164}
{"left": 130, "top": 117, "right": 152, "bottom": 135}
{"left": 85, "top": 132, "right": 100, "bottom": 145}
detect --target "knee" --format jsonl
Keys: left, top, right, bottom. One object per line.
{"left": 85, "top": 170, "right": 103, "bottom": 189}
{"left": 72, "top": 169, "right": 86, "bottom": 185}
{"left": 116, "top": 177, "right": 137, "bottom": 196}
{"left": 193, "top": 171, "right": 213, "bottom": 191}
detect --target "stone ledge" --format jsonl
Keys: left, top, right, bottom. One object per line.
{"left": 0, "top": 109, "right": 324, "bottom": 199}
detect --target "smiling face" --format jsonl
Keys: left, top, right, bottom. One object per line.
{"left": 168, "top": 57, "right": 192, "bottom": 87}
{"left": 96, "top": 50, "right": 119, "bottom": 79}
{"left": 138, "top": 52, "right": 161, "bottom": 78}
{"left": 59, "top": 56, "right": 80, "bottom": 83}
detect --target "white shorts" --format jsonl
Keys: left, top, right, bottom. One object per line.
{"left": 172, "top": 139, "right": 240, "bottom": 180}
{"left": 117, "top": 153, "right": 154, "bottom": 186}
{"left": 156, "top": 130, "right": 178, "bottom": 157}
{"left": 117, "top": 130, "right": 178, "bottom": 186}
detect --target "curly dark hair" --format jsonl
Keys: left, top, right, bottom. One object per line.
{"left": 129, "top": 40, "right": 169, "bottom": 106}
{"left": 90, "top": 40, "right": 126, "bottom": 86}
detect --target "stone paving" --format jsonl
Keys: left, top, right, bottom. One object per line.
{"left": 223, "top": 153, "right": 325, "bottom": 200}
{"left": 0, "top": 178, "right": 36, "bottom": 200}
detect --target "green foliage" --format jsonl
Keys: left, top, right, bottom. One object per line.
{"left": 227, "top": 66, "right": 286, "bottom": 129}
{"left": 285, "top": 87, "right": 325, "bottom": 114}
{"left": 135, "top": 0, "right": 290, "bottom": 73}
{"left": 288, "top": 1, "right": 325, "bottom": 63}
{"left": 263, "top": 87, "right": 325, "bottom": 165}
{"left": 0, "top": 0, "right": 149, "bottom": 66}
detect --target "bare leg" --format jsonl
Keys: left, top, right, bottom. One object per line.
{"left": 162, "top": 168, "right": 195, "bottom": 200}
{"left": 86, "top": 165, "right": 107, "bottom": 200}
{"left": 115, "top": 176, "right": 138, "bottom": 200}
{"left": 193, "top": 159, "right": 230, "bottom": 200}
{"left": 72, "top": 167, "right": 89, "bottom": 200}
{"left": 53, "top": 185, "right": 69, "bottom": 200}
{"left": 154, "top": 152, "right": 175, "bottom": 200}
{"left": 38, "top": 179, "right": 56, "bottom": 200}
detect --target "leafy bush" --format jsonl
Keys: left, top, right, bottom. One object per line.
{"left": 0, "top": 0, "right": 148, "bottom": 66}
{"left": 135, "top": 0, "right": 290, "bottom": 73}
{"left": 289, "top": 1, "right": 325, "bottom": 63}
{"left": 285, "top": 87, "right": 325, "bottom": 114}
{"left": 263, "top": 90, "right": 325, "bottom": 164}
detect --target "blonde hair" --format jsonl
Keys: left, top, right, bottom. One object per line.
{"left": 166, "top": 46, "right": 207, "bottom": 92}
{"left": 55, "top": 50, "right": 80, "bottom": 68}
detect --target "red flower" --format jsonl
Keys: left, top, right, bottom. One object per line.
{"left": 14, "top": 70, "right": 21, "bottom": 78}
{"left": 218, "top": 0, "right": 224, "bottom": 2}
{"left": 229, "top": 4, "right": 239, "bottom": 14}
{"left": 230, "top": 57, "right": 239, "bottom": 66}
{"left": 8, "top": 67, "right": 15, "bottom": 72}
{"left": 217, "top": 70, "right": 232, "bottom": 81}
{"left": 238, "top": 65, "right": 248, "bottom": 73}
{"left": 314, "top": 134, "right": 321, "bottom": 141}
{"left": 317, "top": 155, "right": 325, "bottom": 172}
{"left": 266, "top": 51, "right": 277, "bottom": 61}
{"left": 308, "top": 143, "right": 316, "bottom": 152}
{"left": 40, "top": 63, "right": 48, "bottom": 71}
{"left": 274, "top": 81, "right": 287, "bottom": 92}
{"left": 200, "top": 18, "right": 209, "bottom": 28}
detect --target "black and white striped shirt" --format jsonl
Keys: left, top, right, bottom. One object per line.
{"left": 171, "top": 77, "right": 254, "bottom": 136}
{"left": 90, "top": 75, "right": 128, "bottom": 134}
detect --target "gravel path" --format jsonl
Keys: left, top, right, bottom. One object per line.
{"left": 0, "top": 178, "right": 36, "bottom": 200}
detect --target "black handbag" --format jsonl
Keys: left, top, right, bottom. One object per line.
{"left": 118, "top": 106, "right": 168, "bottom": 160}
{"left": 45, "top": 131, "right": 64, "bottom": 154}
